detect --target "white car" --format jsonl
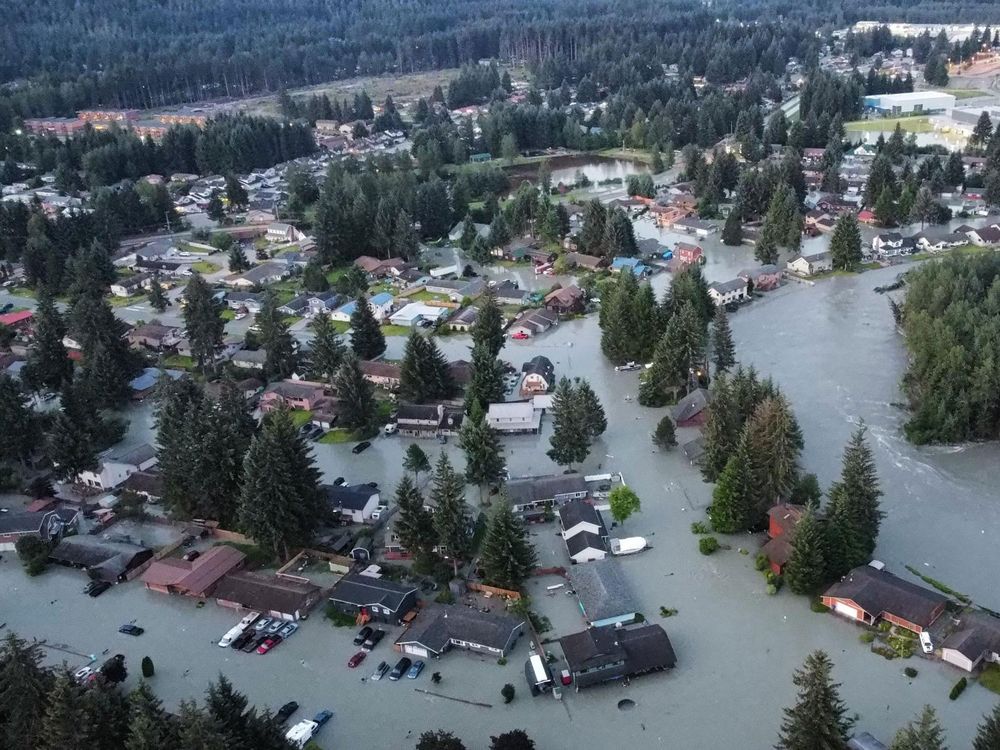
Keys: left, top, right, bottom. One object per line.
{"left": 383, "top": 423, "right": 397, "bottom": 435}
{"left": 615, "top": 362, "right": 642, "bottom": 372}
{"left": 919, "top": 631, "right": 934, "bottom": 654}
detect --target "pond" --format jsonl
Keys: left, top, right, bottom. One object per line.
{"left": 506, "top": 154, "right": 650, "bottom": 189}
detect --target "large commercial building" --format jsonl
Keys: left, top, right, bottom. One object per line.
{"left": 863, "top": 91, "right": 956, "bottom": 117}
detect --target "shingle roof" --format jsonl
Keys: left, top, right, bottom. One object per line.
{"left": 329, "top": 572, "right": 418, "bottom": 613}
{"left": 141, "top": 545, "right": 245, "bottom": 595}
{"left": 823, "top": 566, "right": 947, "bottom": 628}
{"left": 522, "top": 355, "right": 554, "bottom": 378}
{"left": 672, "top": 388, "right": 710, "bottom": 422}
{"left": 506, "top": 473, "right": 586, "bottom": 507}
{"left": 709, "top": 278, "right": 747, "bottom": 294}
{"left": 213, "top": 571, "right": 321, "bottom": 615}
{"left": 558, "top": 499, "right": 603, "bottom": 533}
{"left": 565, "top": 531, "right": 607, "bottom": 557}
{"left": 323, "top": 483, "right": 378, "bottom": 511}
{"left": 570, "top": 560, "right": 637, "bottom": 623}
{"left": 560, "top": 623, "right": 676, "bottom": 675}
{"left": 395, "top": 606, "right": 524, "bottom": 654}
{"left": 940, "top": 612, "right": 1000, "bottom": 660}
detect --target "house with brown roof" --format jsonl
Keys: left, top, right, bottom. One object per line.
{"left": 214, "top": 571, "right": 322, "bottom": 621}
{"left": 559, "top": 623, "right": 676, "bottom": 689}
{"left": 563, "top": 252, "right": 605, "bottom": 271}
{"left": 141, "top": 545, "right": 246, "bottom": 597}
{"left": 544, "top": 285, "right": 586, "bottom": 314}
{"left": 259, "top": 380, "right": 328, "bottom": 412}
{"left": 761, "top": 503, "right": 806, "bottom": 575}
{"left": 128, "top": 322, "right": 180, "bottom": 351}
{"left": 360, "top": 360, "right": 401, "bottom": 390}
{"left": 822, "top": 565, "right": 947, "bottom": 634}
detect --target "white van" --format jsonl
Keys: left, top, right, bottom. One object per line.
{"left": 919, "top": 631, "right": 934, "bottom": 654}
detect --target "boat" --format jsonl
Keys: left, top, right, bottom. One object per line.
{"left": 609, "top": 536, "right": 647, "bottom": 555}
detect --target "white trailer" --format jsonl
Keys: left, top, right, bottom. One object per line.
{"left": 610, "top": 537, "right": 647, "bottom": 555}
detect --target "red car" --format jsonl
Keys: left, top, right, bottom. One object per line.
{"left": 560, "top": 669, "right": 572, "bottom": 686}
{"left": 348, "top": 651, "right": 367, "bottom": 668}
{"left": 255, "top": 635, "right": 282, "bottom": 654}
{"left": 510, "top": 331, "right": 529, "bottom": 340}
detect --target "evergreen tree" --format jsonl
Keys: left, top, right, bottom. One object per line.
{"left": 47, "top": 381, "right": 101, "bottom": 481}
{"left": 471, "top": 289, "right": 505, "bottom": 358}
{"left": 652, "top": 414, "right": 677, "bottom": 448}
{"left": 825, "top": 424, "right": 883, "bottom": 577}
{"left": 755, "top": 224, "right": 780, "bottom": 265}
{"left": 333, "top": 355, "right": 377, "bottom": 430}
{"left": 491, "top": 729, "right": 536, "bottom": 750}
{"left": 0, "top": 376, "right": 39, "bottom": 465}
{"left": 224, "top": 174, "right": 248, "bottom": 210}
{"left": 227, "top": 244, "right": 250, "bottom": 274}
{"left": 308, "top": 313, "right": 345, "bottom": 380}
{"left": 971, "top": 111, "right": 994, "bottom": 151}
{"left": 237, "top": 408, "right": 324, "bottom": 560}
{"left": 721, "top": 211, "right": 743, "bottom": 246}
{"left": 974, "top": 703, "right": 1000, "bottom": 750}
{"left": 202, "top": 380, "right": 257, "bottom": 525}
{"left": 487, "top": 211, "right": 511, "bottom": 248}
{"left": 21, "top": 292, "right": 71, "bottom": 393}
{"left": 182, "top": 274, "right": 225, "bottom": 371}
{"left": 431, "top": 453, "right": 471, "bottom": 576}
{"left": 458, "top": 215, "right": 478, "bottom": 253}
{"left": 776, "top": 651, "right": 854, "bottom": 750}
{"left": 147, "top": 274, "right": 169, "bottom": 312}
{"left": 206, "top": 191, "right": 225, "bottom": 222}
{"left": 349, "top": 294, "right": 386, "bottom": 360}
{"left": 0, "top": 632, "right": 52, "bottom": 750}
{"left": 417, "top": 730, "right": 467, "bottom": 750}
{"left": 393, "top": 474, "right": 436, "bottom": 560}
{"left": 709, "top": 431, "right": 758, "bottom": 533}
{"left": 37, "top": 672, "right": 85, "bottom": 750}
{"left": 301, "top": 258, "right": 327, "bottom": 290}
{"left": 256, "top": 292, "right": 297, "bottom": 379}
{"left": 175, "top": 701, "right": 227, "bottom": 750}
{"left": 829, "top": 213, "right": 862, "bottom": 271}
{"left": 745, "top": 395, "right": 803, "bottom": 518}
{"left": 873, "top": 186, "right": 897, "bottom": 227}
{"left": 547, "top": 378, "right": 590, "bottom": 468}
{"left": 204, "top": 675, "right": 249, "bottom": 743}
{"left": 910, "top": 186, "right": 937, "bottom": 229}
{"left": 154, "top": 377, "right": 206, "bottom": 518}
{"left": 403, "top": 442, "right": 430, "bottom": 481}
{"left": 465, "top": 342, "right": 505, "bottom": 414}
{"left": 399, "top": 332, "right": 456, "bottom": 402}
{"left": 889, "top": 705, "right": 947, "bottom": 750}
{"left": 479, "top": 498, "right": 537, "bottom": 589}
{"left": 575, "top": 379, "right": 607, "bottom": 438}
{"left": 711, "top": 305, "right": 736, "bottom": 374}
{"left": 458, "top": 401, "right": 506, "bottom": 492}
{"left": 579, "top": 199, "right": 607, "bottom": 256}
{"left": 125, "top": 681, "right": 170, "bottom": 750}
{"left": 651, "top": 146, "right": 665, "bottom": 173}
{"left": 785, "top": 507, "right": 827, "bottom": 594}
{"left": 603, "top": 208, "right": 638, "bottom": 258}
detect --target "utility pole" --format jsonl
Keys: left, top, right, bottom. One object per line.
{"left": 164, "top": 210, "right": 172, "bottom": 234}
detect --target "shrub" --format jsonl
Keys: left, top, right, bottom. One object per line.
{"left": 877, "top": 621, "right": 892, "bottom": 633}
{"left": 859, "top": 632, "right": 876, "bottom": 644}
{"left": 324, "top": 603, "right": 357, "bottom": 628}
{"left": 810, "top": 599, "right": 830, "bottom": 613}
{"left": 949, "top": 677, "right": 967, "bottom": 700}
{"left": 699, "top": 537, "right": 720, "bottom": 555}
{"left": 872, "top": 646, "right": 897, "bottom": 660}
{"left": 141, "top": 656, "right": 154, "bottom": 678}
{"left": 766, "top": 584, "right": 778, "bottom": 595}
{"left": 497, "top": 657, "right": 507, "bottom": 666}
{"left": 501, "top": 683, "right": 515, "bottom": 704}
{"left": 904, "top": 667, "right": 918, "bottom": 678}
{"left": 659, "top": 607, "right": 678, "bottom": 618}
{"left": 754, "top": 553, "right": 770, "bottom": 571}
{"left": 15, "top": 536, "right": 51, "bottom": 576}
{"left": 690, "top": 521, "right": 711, "bottom": 535}
{"left": 435, "top": 588, "right": 455, "bottom": 604}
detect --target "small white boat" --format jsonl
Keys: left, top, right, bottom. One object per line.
{"left": 610, "top": 537, "right": 647, "bottom": 556}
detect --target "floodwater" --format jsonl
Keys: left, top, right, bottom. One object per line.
{"left": 506, "top": 155, "right": 650, "bottom": 189}
{"left": 7, "top": 246, "right": 1000, "bottom": 748}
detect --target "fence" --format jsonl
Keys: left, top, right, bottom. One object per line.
{"left": 466, "top": 581, "right": 522, "bottom": 601}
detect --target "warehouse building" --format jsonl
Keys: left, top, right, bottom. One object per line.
{"left": 863, "top": 91, "right": 956, "bottom": 116}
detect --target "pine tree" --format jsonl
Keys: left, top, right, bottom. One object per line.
{"left": 472, "top": 289, "right": 505, "bottom": 358}
{"left": 80, "top": 335, "right": 138, "bottom": 410}
{"left": 308, "top": 313, "right": 345, "bottom": 380}
{"left": 825, "top": 424, "right": 883, "bottom": 577}
{"left": 0, "top": 374, "right": 40, "bottom": 464}
{"left": 224, "top": 174, "right": 248, "bottom": 210}
{"left": 237, "top": 408, "right": 324, "bottom": 560}
{"left": 465, "top": 342, "right": 505, "bottom": 414}
{"left": 459, "top": 401, "right": 506, "bottom": 493}
{"left": 785, "top": 507, "right": 827, "bottom": 594}
{"left": 204, "top": 675, "right": 248, "bottom": 742}
{"left": 652, "top": 414, "right": 677, "bottom": 448}
{"left": 651, "top": 146, "right": 665, "bottom": 173}
{"left": 227, "top": 243, "right": 249, "bottom": 273}
{"left": 639, "top": 315, "right": 688, "bottom": 407}
{"left": 154, "top": 377, "right": 206, "bottom": 518}
{"left": 575, "top": 379, "right": 607, "bottom": 438}
{"left": 393, "top": 475, "right": 436, "bottom": 559}
{"left": 403, "top": 443, "right": 431, "bottom": 482}
{"left": 711, "top": 305, "right": 736, "bottom": 374}
{"left": 37, "top": 672, "right": 85, "bottom": 750}
{"left": 206, "top": 191, "right": 225, "bottom": 222}
{"left": 459, "top": 215, "right": 478, "bottom": 253}
{"left": 603, "top": 208, "right": 638, "bottom": 258}
{"left": 333, "top": 355, "right": 377, "bottom": 430}
{"left": 125, "top": 681, "right": 169, "bottom": 750}
{"left": 744, "top": 395, "right": 803, "bottom": 519}
{"left": 183, "top": 274, "right": 225, "bottom": 371}
{"left": 974, "top": 703, "right": 1000, "bottom": 750}
{"left": 889, "top": 705, "right": 947, "bottom": 750}
{"left": 47, "top": 381, "right": 101, "bottom": 481}
{"left": 349, "top": 294, "right": 386, "bottom": 360}
{"left": 479, "top": 498, "right": 537, "bottom": 589}
{"left": 829, "top": 213, "right": 862, "bottom": 271}
{"left": 431, "top": 453, "right": 471, "bottom": 576}
{"left": 0, "top": 632, "right": 52, "bottom": 750}
{"left": 776, "top": 651, "right": 853, "bottom": 750}
{"left": 175, "top": 701, "right": 227, "bottom": 750}
{"left": 547, "top": 378, "right": 590, "bottom": 468}
{"left": 709, "top": 431, "right": 758, "bottom": 533}
{"left": 21, "top": 292, "right": 71, "bottom": 393}
{"left": 579, "top": 200, "right": 607, "bottom": 256}
{"left": 873, "top": 186, "right": 897, "bottom": 227}
{"left": 721, "top": 211, "right": 743, "bottom": 246}
{"left": 399, "top": 332, "right": 456, "bottom": 403}
{"left": 202, "top": 380, "right": 256, "bottom": 525}
{"left": 147, "top": 274, "right": 169, "bottom": 312}
{"left": 256, "top": 292, "right": 297, "bottom": 379}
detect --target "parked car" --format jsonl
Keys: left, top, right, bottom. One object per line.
{"left": 406, "top": 660, "right": 425, "bottom": 679}
{"left": 389, "top": 658, "right": 412, "bottom": 681}
{"left": 333, "top": 477, "right": 346, "bottom": 486}
{"left": 352, "top": 440, "right": 371, "bottom": 454}
{"left": 362, "top": 629, "right": 385, "bottom": 652}
{"left": 510, "top": 331, "right": 529, "bottom": 340}
{"left": 313, "top": 709, "right": 334, "bottom": 727}
{"left": 615, "top": 361, "right": 641, "bottom": 372}
{"left": 919, "top": 631, "right": 934, "bottom": 654}
{"left": 560, "top": 669, "right": 572, "bottom": 686}
{"left": 383, "top": 422, "right": 398, "bottom": 435}
{"left": 353, "top": 626, "right": 373, "bottom": 646}
{"left": 371, "top": 661, "right": 390, "bottom": 681}
{"left": 275, "top": 701, "right": 299, "bottom": 723}
{"left": 347, "top": 651, "right": 367, "bottom": 668}
{"left": 118, "top": 624, "right": 144, "bottom": 636}
{"left": 230, "top": 630, "right": 254, "bottom": 650}
{"left": 254, "top": 617, "right": 272, "bottom": 632}
{"left": 266, "top": 619, "right": 283, "bottom": 634}
{"left": 241, "top": 635, "right": 265, "bottom": 653}
{"left": 73, "top": 666, "right": 95, "bottom": 684}
{"left": 277, "top": 622, "right": 299, "bottom": 639}
{"left": 182, "top": 549, "right": 200, "bottom": 562}
{"left": 87, "top": 582, "right": 111, "bottom": 597}
{"left": 256, "top": 636, "right": 282, "bottom": 655}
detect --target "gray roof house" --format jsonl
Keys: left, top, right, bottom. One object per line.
{"left": 940, "top": 611, "right": 1000, "bottom": 672}
{"left": 559, "top": 499, "right": 609, "bottom": 564}
{"left": 278, "top": 291, "right": 340, "bottom": 317}
{"left": 569, "top": 560, "right": 638, "bottom": 628}
{"left": 672, "top": 388, "right": 710, "bottom": 426}
{"left": 0, "top": 507, "right": 80, "bottom": 552}
{"left": 49, "top": 537, "right": 154, "bottom": 582}
{"left": 560, "top": 623, "right": 676, "bottom": 689}
{"left": 395, "top": 606, "right": 525, "bottom": 658}
{"left": 322, "top": 483, "right": 380, "bottom": 523}
{"left": 505, "top": 473, "right": 587, "bottom": 517}
{"left": 328, "top": 572, "right": 419, "bottom": 624}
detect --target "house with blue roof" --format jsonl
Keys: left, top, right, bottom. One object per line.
{"left": 330, "top": 292, "right": 395, "bottom": 323}
{"left": 610, "top": 257, "right": 650, "bottom": 277}
{"left": 130, "top": 367, "right": 185, "bottom": 400}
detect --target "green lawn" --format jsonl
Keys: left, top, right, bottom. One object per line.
{"left": 844, "top": 116, "right": 933, "bottom": 133}
{"left": 220, "top": 308, "right": 236, "bottom": 321}
{"left": 282, "top": 315, "right": 302, "bottom": 327}
{"left": 10, "top": 287, "right": 36, "bottom": 299}
{"left": 332, "top": 320, "right": 350, "bottom": 334}
{"left": 289, "top": 409, "right": 313, "bottom": 427}
{"left": 192, "top": 261, "right": 221, "bottom": 274}
{"left": 408, "top": 290, "right": 449, "bottom": 303}
{"left": 318, "top": 429, "right": 357, "bottom": 444}
{"left": 381, "top": 324, "right": 412, "bottom": 337}
{"left": 949, "top": 88, "right": 987, "bottom": 100}
{"left": 163, "top": 354, "right": 196, "bottom": 370}
{"left": 981, "top": 663, "right": 1000, "bottom": 695}
{"left": 107, "top": 295, "right": 139, "bottom": 307}
{"left": 597, "top": 147, "right": 654, "bottom": 165}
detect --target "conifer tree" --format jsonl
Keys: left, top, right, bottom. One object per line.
{"left": 399, "top": 332, "right": 456, "bottom": 402}
{"left": 873, "top": 186, "right": 897, "bottom": 227}
{"left": 652, "top": 414, "right": 677, "bottom": 448}
{"left": 889, "top": 705, "right": 946, "bottom": 750}
{"left": 393, "top": 475, "right": 436, "bottom": 560}
{"left": 403, "top": 443, "right": 431, "bottom": 482}
{"left": 785, "top": 507, "right": 827, "bottom": 594}
{"left": 0, "top": 374, "right": 41, "bottom": 465}
{"left": 458, "top": 401, "right": 505, "bottom": 494}
{"left": 479, "top": 499, "right": 537, "bottom": 589}
{"left": 125, "top": 681, "right": 170, "bottom": 750}
{"left": 721, "top": 211, "right": 743, "bottom": 246}
{"left": 349, "top": 294, "right": 386, "bottom": 360}
{"left": 182, "top": 274, "right": 225, "bottom": 371}
{"left": 547, "top": 378, "right": 590, "bottom": 468}
{"left": 256, "top": 292, "right": 297, "bottom": 379}
{"left": 825, "top": 424, "right": 883, "bottom": 577}
{"left": 745, "top": 395, "right": 803, "bottom": 518}
{"left": 472, "top": 288, "right": 505, "bottom": 358}
{"left": 333, "top": 355, "right": 377, "bottom": 430}
{"left": 431, "top": 453, "right": 471, "bottom": 576}
{"left": 579, "top": 199, "right": 607, "bottom": 255}
{"left": 465, "top": 343, "right": 505, "bottom": 414}
{"left": 603, "top": 207, "right": 638, "bottom": 257}
{"left": 37, "top": 672, "right": 85, "bottom": 750}
{"left": 21, "top": 292, "right": 71, "bottom": 393}
{"left": 830, "top": 213, "right": 862, "bottom": 271}
{"left": 709, "top": 431, "right": 758, "bottom": 533}
{"left": 639, "top": 315, "right": 687, "bottom": 407}
{"left": 227, "top": 244, "right": 250, "bottom": 273}
{"left": 0, "top": 632, "right": 52, "bottom": 750}
{"left": 308, "top": 313, "right": 345, "bottom": 380}
{"left": 575, "top": 379, "right": 607, "bottom": 438}
{"left": 147, "top": 274, "right": 169, "bottom": 312}
{"left": 459, "top": 215, "right": 478, "bottom": 253}
{"left": 776, "top": 651, "right": 854, "bottom": 750}
{"left": 711, "top": 305, "right": 736, "bottom": 374}
{"left": 47, "top": 380, "right": 101, "bottom": 481}
{"left": 974, "top": 703, "right": 1000, "bottom": 750}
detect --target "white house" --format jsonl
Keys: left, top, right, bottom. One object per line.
{"left": 707, "top": 278, "right": 749, "bottom": 306}
{"left": 388, "top": 302, "right": 450, "bottom": 327}
{"left": 966, "top": 225, "right": 1000, "bottom": 247}
{"left": 78, "top": 444, "right": 158, "bottom": 490}
{"left": 871, "top": 232, "right": 904, "bottom": 257}
{"left": 558, "top": 499, "right": 609, "bottom": 564}
{"left": 486, "top": 402, "right": 543, "bottom": 434}
{"left": 110, "top": 273, "right": 150, "bottom": 298}
{"left": 323, "top": 484, "right": 380, "bottom": 524}
{"left": 222, "top": 262, "right": 288, "bottom": 289}
{"left": 266, "top": 222, "right": 304, "bottom": 243}
{"left": 786, "top": 252, "right": 832, "bottom": 276}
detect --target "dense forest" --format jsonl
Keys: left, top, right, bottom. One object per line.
{"left": 900, "top": 254, "right": 1000, "bottom": 444}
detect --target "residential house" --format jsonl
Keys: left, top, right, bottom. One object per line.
{"left": 738, "top": 264, "right": 782, "bottom": 291}
{"left": 672, "top": 216, "right": 717, "bottom": 237}
{"left": 49, "top": 537, "right": 154, "bottom": 582}
{"left": 323, "top": 483, "right": 380, "bottom": 523}
{"left": 636, "top": 237, "right": 668, "bottom": 258}
{"left": 354, "top": 255, "right": 408, "bottom": 278}
{"left": 911, "top": 230, "right": 967, "bottom": 252}
{"left": 821, "top": 564, "right": 947, "bottom": 634}
{"left": 447, "top": 359, "right": 471, "bottom": 389}
{"left": 448, "top": 306, "right": 478, "bottom": 332}
{"left": 141, "top": 545, "right": 246, "bottom": 597}
{"left": 857, "top": 209, "right": 877, "bottom": 225}
{"left": 804, "top": 209, "right": 832, "bottom": 232}
{"left": 559, "top": 623, "right": 676, "bottom": 690}
{"left": 129, "top": 367, "right": 185, "bottom": 400}
{"left": 650, "top": 203, "right": 693, "bottom": 229}
{"left": 360, "top": 360, "right": 401, "bottom": 390}
{"left": 940, "top": 611, "right": 1000, "bottom": 672}
{"left": 231, "top": 348, "right": 268, "bottom": 370}
{"left": 226, "top": 292, "right": 265, "bottom": 313}
{"left": 569, "top": 560, "right": 638, "bottom": 628}
{"left": 563, "top": 252, "right": 606, "bottom": 271}
{"left": 486, "top": 401, "right": 543, "bottom": 434}
{"left": 871, "top": 232, "right": 905, "bottom": 257}
{"left": 331, "top": 293, "right": 395, "bottom": 323}
{"left": 0, "top": 506, "right": 80, "bottom": 552}
{"left": 493, "top": 280, "right": 529, "bottom": 306}
{"left": 0, "top": 310, "right": 33, "bottom": 335}
{"left": 222, "top": 261, "right": 288, "bottom": 288}
{"left": 675, "top": 242, "right": 704, "bottom": 266}
{"left": 559, "top": 499, "right": 609, "bottom": 564}
{"left": 672, "top": 388, "right": 710, "bottom": 427}
{"left": 388, "top": 302, "right": 450, "bottom": 328}
{"left": 520, "top": 356, "right": 554, "bottom": 395}
{"left": 259, "top": 380, "right": 327, "bottom": 412}
{"left": 110, "top": 273, "right": 150, "bottom": 298}
{"left": 509, "top": 308, "right": 558, "bottom": 338}
{"left": 786, "top": 252, "right": 833, "bottom": 276}
{"left": 610, "top": 257, "right": 650, "bottom": 276}
{"left": 328, "top": 572, "right": 420, "bottom": 625}
{"left": 135, "top": 258, "right": 188, "bottom": 276}
{"left": 395, "top": 606, "right": 525, "bottom": 658}
{"left": 423, "top": 278, "right": 486, "bottom": 302}
{"left": 214, "top": 572, "right": 322, "bottom": 621}
{"left": 78, "top": 444, "right": 157, "bottom": 490}
{"left": 761, "top": 503, "right": 806, "bottom": 575}
{"left": 128, "top": 322, "right": 180, "bottom": 351}
{"left": 707, "top": 278, "right": 749, "bottom": 306}
{"left": 505, "top": 473, "right": 587, "bottom": 518}
{"left": 448, "top": 220, "right": 489, "bottom": 243}
{"left": 278, "top": 291, "right": 340, "bottom": 317}
{"left": 266, "top": 222, "right": 303, "bottom": 243}
{"left": 123, "top": 470, "right": 165, "bottom": 502}
{"left": 544, "top": 285, "right": 586, "bottom": 314}
{"left": 396, "top": 403, "right": 464, "bottom": 438}
{"left": 966, "top": 225, "right": 1000, "bottom": 247}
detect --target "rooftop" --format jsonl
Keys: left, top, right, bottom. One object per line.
{"left": 569, "top": 560, "right": 638, "bottom": 623}
{"left": 395, "top": 605, "right": 524, "bottom": 654}
{"left": 823, "top": 566, "right": 947, "bottom": 628}
{"left": 329, "top": 572, "right": 418, "bottom": 612}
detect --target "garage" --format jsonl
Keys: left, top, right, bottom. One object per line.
{"left": 401, "top": 644, "right": 429, "bottom": 658}
{"left": 834, "top": 602, "right": 859, "bottom": 621}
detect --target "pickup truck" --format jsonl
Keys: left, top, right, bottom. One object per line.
{"left": 285, "top": 720, "right": 318, "bottom": 748}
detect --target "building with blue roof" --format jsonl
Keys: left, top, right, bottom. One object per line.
{"left": 130, "top": 367, "right": 184, "bottom": 400}
{"left": 330, "top": 292, "right": 396, "bottom": 323}
{"left": 610, "top": 257, "right": 650, "bottom": 276}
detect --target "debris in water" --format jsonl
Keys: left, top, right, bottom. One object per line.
{"left": 618, "top": 699, "right": 636, "bottom": 711}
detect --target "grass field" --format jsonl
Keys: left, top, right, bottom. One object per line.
{"left": 380, "top": 324, "right": 412, "bottom": 337}
{"left": 844, "top": 116, "right": 933, "bottom": 133}
{"left": 949, "top": 88, "right": 988, "bottom": 100}
{"left": 192, "top": 261, "right": 220, "bottom": 274}
{"left": 289, "top": 410, "right": 313, "bottom": 428}
{"left": 597, "top": 147, "right": 655, "bottom": 165}
{"left": 318, "top": 429, "right": 356, "bottom": 444}
{"left": 162, "top": 355, "right": 195, "bottom": 370}
{"left": 981, "top": 663, "right": 1000, "bottom": 695}
{"left": 220, "top": 308, "right": 236, "bottom": 321}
